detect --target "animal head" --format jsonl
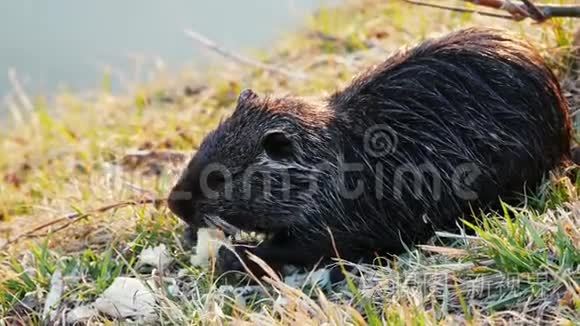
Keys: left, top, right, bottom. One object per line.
{"left": 168, "top": 89, "right": 337, "bottom": 235}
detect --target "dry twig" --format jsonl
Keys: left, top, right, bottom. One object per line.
{"left": 0, "top": 198, "right": 166, "bottom": 250}
{"left": 403, "top": 0, "right": 515, "bottom": 19}
{"left": 404, "top": 0, "right": 580, "bottom": 22}
{"left": 520, "top": 0, "right": 546, "bottom": 21}
{"left": 8, "top": 69, "right": 34, "bottom": 112}
{"left": 184, "top": 29, "right": 308, "bottom": 80}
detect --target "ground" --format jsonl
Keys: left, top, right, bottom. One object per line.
{"left": 0, "top": 0, "right": 579, "bottom": 324}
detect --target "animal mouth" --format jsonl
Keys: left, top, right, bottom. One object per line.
{"left": 203, "top": 214, "right": 277, "bottom": 243}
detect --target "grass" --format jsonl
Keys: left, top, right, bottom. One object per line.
{"left": 0, "top": 0, "right": 579, "bottom": 324}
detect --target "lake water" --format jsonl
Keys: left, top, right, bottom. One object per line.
{"left": 0, "top": 0, "right": 331, "bottom": 113}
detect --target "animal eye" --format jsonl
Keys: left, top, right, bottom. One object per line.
{"left": 205, "top": 171, "right": 226, "bottom": 191}
{"left": 262, "top": 132, "right": 294, "bottom": 160}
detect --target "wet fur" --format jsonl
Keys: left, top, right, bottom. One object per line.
{"left": 168, "top": 28, "right": 571, "bottom": 275}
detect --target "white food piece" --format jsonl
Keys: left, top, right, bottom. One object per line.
{"left": 283, "top": 268, "right": 331, "bottom": 289}
{"left": 42, "top": 269, "right": 64, "bottom": 322}
{"left": 94, "top": 277, "right": 156, "bottom": 320}
{"left": 190, "top": 227, "right": 228, "bottom": 267}
{"left": 66, "top": 305, "right": 99, "bottom": 324}
{"left": 138, "top": 244, "right": 173, "bottom": 270}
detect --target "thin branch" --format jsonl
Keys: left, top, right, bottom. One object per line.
{"left": 184, "top": 29, "right": 308, "bottom": 80}
{"left": 462, "top": 0, "right": 580, "bottom": 20}
{"left": 540, "top": 5, "right": 580, "bottom": 19}
{"left": 403, "top": 0, "right": 516, "bottom": 20}
{"left": 8, "top": 69, "right": 34, "bottom": 112}
{"left": 404, "top": 0, "right": 580, "bottom": 22}
{"left": 521, "top": 0, "right": 547, "bottom": 21}
{"left": 0, "top": 198, "right": 166, "bottom": 250}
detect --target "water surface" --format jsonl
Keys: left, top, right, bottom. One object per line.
{"left": 0, "top": 0, "right": 330, "bottom": 111}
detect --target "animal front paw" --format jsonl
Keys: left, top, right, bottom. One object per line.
{"left": 216, "top": 243, "right": 282, "bottom": 279}
{"left": 181, "top": 225, "right": 198, "bottom": 249}
{"left": 216, "top": 245, "right": 251, "bottom": 275}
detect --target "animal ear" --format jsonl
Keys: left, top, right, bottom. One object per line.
{"left": 237, "top": 88, "right": 258, "bottom": 104}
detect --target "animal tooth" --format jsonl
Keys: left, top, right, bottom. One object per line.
{"left": 256, "top": 233, "right": 266, "bottom": 241}
{"left": 234, "top": 232, "right": 243, "bottom": 241}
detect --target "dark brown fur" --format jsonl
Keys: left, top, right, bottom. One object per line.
{"left": 168, "top": 28, "right": 572, "bottom": 276}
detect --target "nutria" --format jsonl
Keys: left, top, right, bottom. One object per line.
{"left": 168, "top": 28, "right": 572, "bottom": 275}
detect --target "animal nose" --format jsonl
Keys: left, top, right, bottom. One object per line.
{"left": 167, "top": 182, "right": 197, "bottom": 222}
{"left": 168, "top": 156, "right": 205, "bottom": 222}
{"left": 167, "top": 159, "right": 227, "bottom": 222}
